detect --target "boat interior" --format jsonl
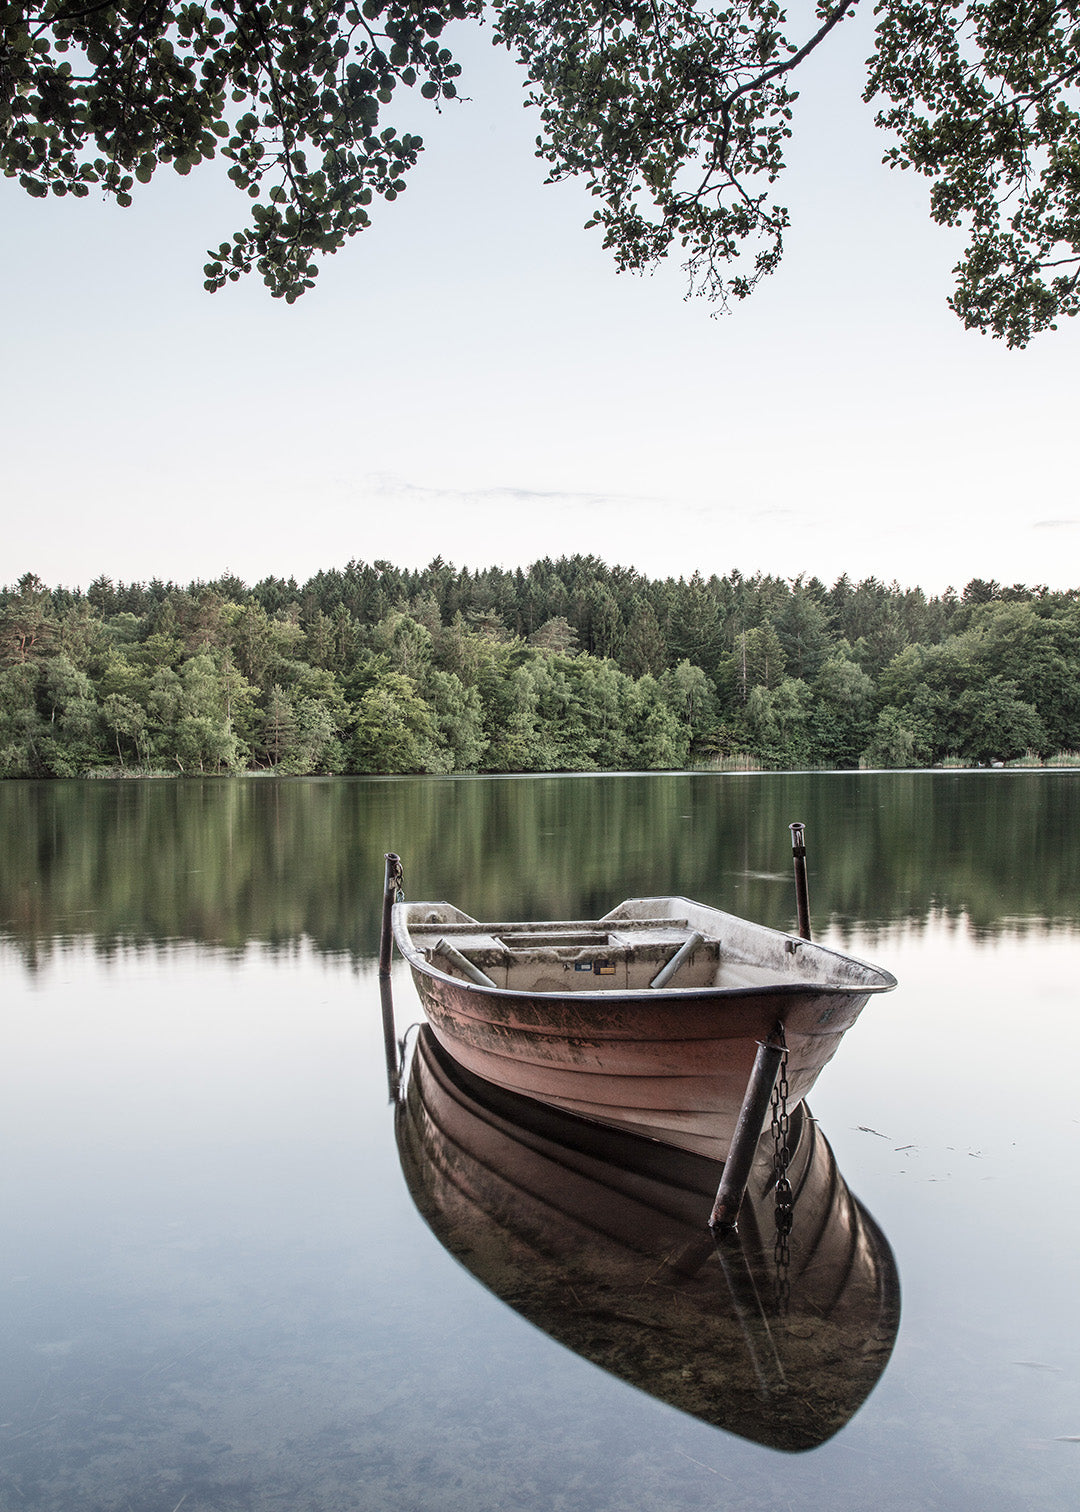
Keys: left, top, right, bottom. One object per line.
{"left": 402, "top": 906, "right": 795, "bottom": 994}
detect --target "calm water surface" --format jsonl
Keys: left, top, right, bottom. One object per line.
{"left": 1, "top": 772, "right": 1078, "bottom": 1511}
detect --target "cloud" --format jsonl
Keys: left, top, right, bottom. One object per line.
{"left": 1033, "top": 518, "right": 1079, "bottom": 530}
{"left": 359, "top": 473, "right": 659, "bottom": 512}
{"left": 744, "top": 505, "right": 800, "bottom": 522}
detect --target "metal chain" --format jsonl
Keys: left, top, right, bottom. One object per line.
{"left": 771, "top": 1023, "right": 793, "bottom": 1316}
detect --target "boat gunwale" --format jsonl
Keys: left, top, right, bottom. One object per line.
{"left": 392, "top": 896, "right": 898, "bottom": 1003}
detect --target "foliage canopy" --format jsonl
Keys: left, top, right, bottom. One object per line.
{"left": 2, "top": 559, "right": 1079, "bottom": 778}
{"left": 3, "top": 1, "right": 1080, "bottom": 339}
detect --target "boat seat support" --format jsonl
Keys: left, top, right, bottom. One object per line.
{"left": 435, "top": 938, "right": 498, "bottom": 989}
{"left": 649, "top": 931, "right": 705, "bottom": 989}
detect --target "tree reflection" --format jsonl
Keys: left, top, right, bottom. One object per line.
{"left": 1, "top": 771, "right": 1077, "bottom": 967}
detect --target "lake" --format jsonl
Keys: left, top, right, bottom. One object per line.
{"left": 1, "top": 771, "right": 1078, "bottom": 1511}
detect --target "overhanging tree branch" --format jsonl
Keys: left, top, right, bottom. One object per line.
{"left": 3, "top": 0, "right": 1080, "bottom": 341}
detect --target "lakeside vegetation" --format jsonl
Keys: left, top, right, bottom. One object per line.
{"left": 2, "top": 560, "right": 1078, "bottom": 778}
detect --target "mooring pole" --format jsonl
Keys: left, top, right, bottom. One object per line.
{"left": 712, "top": 1232, "right": 787, "bottom": 1397}
{"left": 379, "top": 852, "right": 402, "bottom": 978}
{"left": 789, "top": 821, "right": 811, "bottom": 942}
{"left": 379, "top": 974, "right": 401, "bottom": 1103}
{"left": 708, "top": 1035, "right": 786, "bottom": 1236}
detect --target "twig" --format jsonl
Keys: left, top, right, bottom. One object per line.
{"left": 673, "top": 1446, "right": 731, "bottom": 1480}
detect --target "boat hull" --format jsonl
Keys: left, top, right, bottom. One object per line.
{"left": 414, "top": 973, "right": 865, "bottom": 1157}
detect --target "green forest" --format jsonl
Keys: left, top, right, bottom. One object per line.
{"left": 2, "top": 560, "right": 1078, "bottom": 778}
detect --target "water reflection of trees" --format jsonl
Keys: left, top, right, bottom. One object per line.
{"left": 2, "top": 772, "right": 1077, "bottom": 966}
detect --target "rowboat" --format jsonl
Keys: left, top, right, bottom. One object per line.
{"left": 397, "top": 1025, "right": 901, "bottom": 1451}
{"left": 388, "top": 863, "right": 896, "bottom": 1165}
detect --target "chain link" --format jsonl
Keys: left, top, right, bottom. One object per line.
{"left": 771, "top": 1023, "right": 793, "bottom": 1316}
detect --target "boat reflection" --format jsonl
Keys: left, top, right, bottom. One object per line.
{"left": 395, "top": 1027, "right": 901, "bottom": 1452}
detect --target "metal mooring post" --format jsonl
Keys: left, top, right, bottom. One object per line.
{"left": 708, "top": 1034, "right": 787, "bottom": 1236}
{"left": 379, "top": 852, "right": 403, "bottom": 978}
{"left": 789, "top": 821, "right": 812, "bottom": 942}
{"left": 379, "top": 974, "right": 401, "bottom": 1103}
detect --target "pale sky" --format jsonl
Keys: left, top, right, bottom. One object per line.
{"left": 3, "top": 11, "right": 1078, "bottom": 598}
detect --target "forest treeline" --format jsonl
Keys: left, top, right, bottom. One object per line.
{"left": 2, "top": 560, "right": 1079, "bottom": 777}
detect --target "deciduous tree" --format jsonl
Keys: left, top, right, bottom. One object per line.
{"left": 6, "top": 3, "right": 1078, "bottom": 339}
